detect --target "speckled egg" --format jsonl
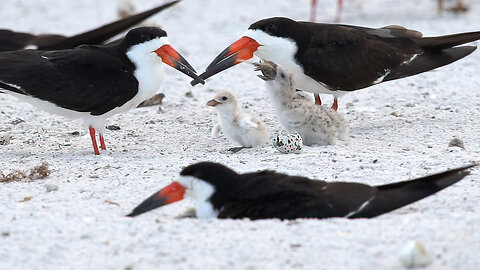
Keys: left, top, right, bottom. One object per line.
{"left": 273, "top": 131, "right": 303, "bottom": 154}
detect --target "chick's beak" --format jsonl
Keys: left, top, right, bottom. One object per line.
{"left": 127, "top": 181, "right": 186, "bottom": 217}
{"left": 191, "top": 36, "right": 260, "bottom": 86}
{"left": 154, "top": 45, "right": 205, "bottom": 84}
{"left": 206, "top": 99, "right": 221, "bottom": 107}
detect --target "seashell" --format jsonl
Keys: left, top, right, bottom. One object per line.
{"left": 398, "top": 241, "right": 432, "bottom": 268}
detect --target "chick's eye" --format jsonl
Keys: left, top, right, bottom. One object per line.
{"left": 222, "top": 96, "right": 227, "bottom": 101}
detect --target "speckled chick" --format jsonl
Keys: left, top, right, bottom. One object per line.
{"left": 255, "top": 61, "right": 348, "bottom": 146}
{"left": 207, "top": 90, "right": 269, "bottom": 149}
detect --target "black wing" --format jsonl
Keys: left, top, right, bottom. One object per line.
{"left": 218, "top": 171, "right": 376, "bottom": 220}
{"left": 299, "top": 23, "right": 423, "bottom": 91}
{"left": 350, "top": 164, "right": 475, "bottom": 218}
{"left": 0, "top": 30, "right": 36, "bottom": 51}
{"left": 0, "top": 46, "right": 138, "bottom": 115}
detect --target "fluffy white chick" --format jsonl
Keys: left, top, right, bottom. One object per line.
{"left": 255, "top": 61, "right": 348, "bottom": 146}
{"left": 207, "top": 91, "right": 268, "bottom": 152}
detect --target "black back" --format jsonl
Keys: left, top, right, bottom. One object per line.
{"left": 249, "top": 17, "right": 480, "bottom": 91}
{"left": 0, "top": 27, "right": 166, "bottom": 115}
{"left": 183, "top": 162, "right": 474, "bottom": 220}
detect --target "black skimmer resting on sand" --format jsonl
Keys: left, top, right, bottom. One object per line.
{"left": 127, "top": 162, "right": 474, "bottom": 219}
{"left": 192, "top": 17, "right": 480, "bottom": 110}
{"left": 0, "top": 0, "right": 179, "bottom": 52}
{"left": 0, "top": 27, "right": 203, "bottom": 155}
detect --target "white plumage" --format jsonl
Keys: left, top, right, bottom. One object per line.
{"left": 255, "top": 61, "right": 349, "bottom": 146}
{"left": 207, "top": 90, "right": 269, "bottom": 150}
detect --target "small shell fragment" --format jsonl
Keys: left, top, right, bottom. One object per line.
{"left": 398, "top": 241, "right": 432, "bottom": 268}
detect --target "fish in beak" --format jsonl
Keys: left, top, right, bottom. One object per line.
{"left": 191, "top": 36, "right": 260, "bottom": 86}
{"left": 127, "top": 181, "right": 186, "bottom": 217}
{"left": 154, "top": 45, "right": 205, "bottom": 84}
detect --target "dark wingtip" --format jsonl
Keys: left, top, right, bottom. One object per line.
{"left": 42, "top": 0, "right": 181, "bottom": 50}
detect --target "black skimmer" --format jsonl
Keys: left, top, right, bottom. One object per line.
{"left": 0, "top": 27, "right": 204, "bottom": 155}
{"left": 0, "top": 0, "right": 179, "bottom": 52}
{"left": 207, "top": 90, "right": 269, "bottom": 153}
{"left": 127, "top": 162, "right": 474, "bottom": 219}
{"left": 254, "top": 61, "right": 348, "bottom": 145}
{"left": 192, "top": 17, "right": 480, "bottom": 110}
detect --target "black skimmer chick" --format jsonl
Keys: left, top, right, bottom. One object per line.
{"left": 207, "top": 90, "right": 268, "bottom": 153}
{"left": 255, "top": 61, "right": 348, "bottom": 145}
{"left": 127, "top": 162, "right": 475, "bottom": 219}
{"left": 0, "top": 27, "right": 204, "bottom": 155}
{"left": 0, "top": 1, "right": 179, "bottom": 52}
{"left": 192, "top": 17, "right": 480, "bottom": 110}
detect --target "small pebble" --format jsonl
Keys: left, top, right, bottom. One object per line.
{"left": 448, "top": 138, "right": 465, "bottom": 150}
{"left": 45, "top": 183, "right": 59, "bottom": 192}
{"left": 106, "top": 125, "right": 121, "bottom": 131}
{"left": 0, "top": 134, "right": 11, "bottom": 145}
{"left": 398, "top": 241, "right": 431, "bottom": 268}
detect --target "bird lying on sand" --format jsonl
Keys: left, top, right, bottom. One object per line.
{"left": 127, "top": 162, "right": 475, "bottom": 219}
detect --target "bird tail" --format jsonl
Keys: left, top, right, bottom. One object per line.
{"left": 349, "top": 164, "right": 476, "bottom": 218}
{"left": 39, "top": 0, "right": 180, "bottom": 50}
{"left": 416, "top": 30, "right": 480, "bottom": 50}
{"left": 383, "top": 45, "right": 476, "bottom": 82}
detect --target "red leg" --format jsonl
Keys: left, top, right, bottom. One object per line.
{"left": 335, "top": 0, "right": 343, "bottom": 23}
{"left": 89, "top": 126, "right": 100, "bottom": 155}
{"left": 331, "top": 98, "right": 339, "bottom": 111}
{"left": 314, "top": 93, "right": 322, "bottom": 105}
{"left": 310, "top": 0, "right": 317, "bottom": 22}
{"left": 99, "top": 134, "right": 106, "bottom": 150}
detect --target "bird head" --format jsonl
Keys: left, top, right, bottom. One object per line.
{"left": 124, "top": 27, "right": 204, "bottom": 84}
{"left": 191, "top": 17, "right": 299, "bottom": 85}
{"left": 127, "top": 162, "right": 239, "bottom": 218}
{"left": 206, "top": 90, "right": 238, "bottom": 113}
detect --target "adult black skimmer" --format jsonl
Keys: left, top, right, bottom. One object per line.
{"left": 0, "top": 27, "right": 203, "bottom": 155}
{"left": 192, "top": 17, "right": 480, "bottom": 110}
{"left": 127, "top": 162, "right": 474, "bottom": 219}
{"left": 0, "top": 0, "right": 179, "bottom": 52}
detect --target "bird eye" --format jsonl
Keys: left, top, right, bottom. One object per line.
{"left": 280, "top": 72, "right": 286, "bottom": 79}
{"left": 222, "top": 96, "right": 227, "bottom": 101}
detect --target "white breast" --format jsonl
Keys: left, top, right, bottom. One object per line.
{"left": 246, "top": 29, "right": 335, "bottom": 95}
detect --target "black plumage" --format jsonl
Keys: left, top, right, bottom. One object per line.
{"left": 193, "top": 17, "right": 480, "bottom": 110}
{"left": 127, "top": 162, "right": 475, "bottom": 219}
{"left": 0, "top": 33, "right": 140, "bottom": 115}
{"left": 255, "top": 17, "right": 479, "bottom": 91}
{"left": 0, "top": 0, "right": 179, "bottom": 51}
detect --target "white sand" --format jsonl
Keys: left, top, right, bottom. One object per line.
{"left": 1, "top": 0, "right": 479, "bottom": 269}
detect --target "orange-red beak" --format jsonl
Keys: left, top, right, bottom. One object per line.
{"left": 127, "top": 181, "right": 186, "bottom": 217}
{"left": 191, "top": 36, "right": 260, "bottom": 86}
{"left": 154, "top": 45, "right": 205, "bottom": 84}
